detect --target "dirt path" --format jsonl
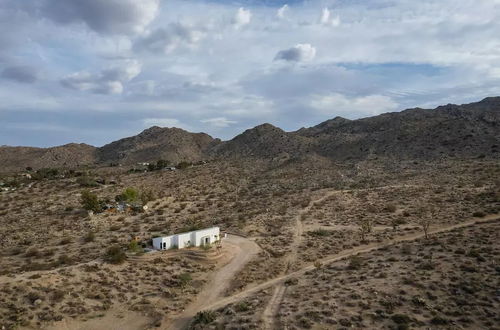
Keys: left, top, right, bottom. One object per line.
{"left": 261, "top": 190, "right": 340, "bottom": 329}
{"left": 166, "top": 235, "right": 260, "bottom": 330}
{"left": 203, "top": 214, "right": 500, "bottom": 315}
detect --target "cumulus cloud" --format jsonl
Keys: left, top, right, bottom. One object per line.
{"left": 310, "top": 93, "right": 398, "bottom": 117}
{"left": 277, "top": 4, "right": 289, "bottom": 19}
{"left": 319, "top": 7, "right": 340, "bottom": 27}
{"left": 1, "top": 65, "right": 38, "bottom": 83}
{"left": 201, "top": 117, "right": 237, "bottom": 128}
{"left": 274, "top": 44, "right": 317, "bottom": 62}
{"left": 42, "top": 0, "right": 159, "bottom": 35}
{"left": 61, "top": 61, "right": 141, "bottom": 94}
{"left": 233, "top": 8, "right": 251, "bottom": 28}
{"left": 134, "top": 23, "right": 207, "bottom": 54}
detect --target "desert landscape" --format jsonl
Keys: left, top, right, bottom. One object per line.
{"left": 0, "top": 98, "right": 499, "bottom": 329}
{"left": 1, "top": 1, "right": 500, "bottom": 329}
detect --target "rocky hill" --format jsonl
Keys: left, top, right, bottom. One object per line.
{"left": 1, "top": 97, "right": 498, "bottom": 172}
{"left": 212, "top": 97, "right": 500, "bottom": 161}
{"left": 0, "top": 143, "right": 97, "bottom": 172}
{"left": 97, "top": 126, "right": 219, "bottom": 165}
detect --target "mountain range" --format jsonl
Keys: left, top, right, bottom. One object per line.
{"left": 1, "top": 97, "right": 499, "bottom": 172}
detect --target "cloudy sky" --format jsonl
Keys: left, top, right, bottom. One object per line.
{"left": 1, "top": 0, "right": 499, "bottom": 147}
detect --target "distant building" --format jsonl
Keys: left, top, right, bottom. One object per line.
{"left": 152, "top": 227, "right": 220, "bottom": 250}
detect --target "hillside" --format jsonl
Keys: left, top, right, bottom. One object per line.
{"left": 96, "top": 126, "right": 219, "bottom": 165}
{"left": 0, "top": 143, "right": 97, "bottom": 172}
{"left": 212, "top": 97, "right": 500, "bottom": 161}
{"left": 1, "top": 97, "right": 499, "bottom": 172}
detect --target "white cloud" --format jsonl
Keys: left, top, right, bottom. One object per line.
{"left": 310, "top": 93, "right": 399, "bottom": 117}
{"left": 61, "top": 60, "right": 141, "bottom": 94}
{"left": 201, "top": 117, "right": 237, "bottom": 128}
{"left": 274, "top": 44, "right": 317, "bottom": 62}
{"left": 319, "top": 7, "right": 340, "bottom": 27}
{"left": 143, "top": 118, "right": 181, "bottom": 127}
{"left": 233, "top": 8, "right": 252, "bottom": 28}
{"left": 277, "top": 5, "right": 289, "bottom": 19}
{"left": 42, "top": 0, "right": 159, "bottom": 35}
{"left": 134, "top": 23, "right": 207, "bottom": 54}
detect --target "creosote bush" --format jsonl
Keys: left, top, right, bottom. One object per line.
{"left": 104, "top": 245, "right": 127, "bottom": 264}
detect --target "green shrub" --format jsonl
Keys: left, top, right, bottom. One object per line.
{"left": 192, "top": 310, "right": 216, "bottom": 325}
{"left": 178, "top": 272, "right": 192, "bottom": 288}
{"left": 105, "top": 245, "right": 127, "bottom": 264}
{"left": 128, "top": 240, "right": 143, "bottom": 253}
{"left": 80, "top": 190, "right": 101, "bottom": 212}
{"left": 234, "top": 302, "right": 250, "bottom": 312}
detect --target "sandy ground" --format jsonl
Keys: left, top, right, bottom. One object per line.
{"left": 44, "top": 308, "right": 151, "bottom": 330}
{"left": 167, "top": 235, "right": 260, "bottom": 329}
{"left": 200, "top": 214, "right": 500, "bottom": 314}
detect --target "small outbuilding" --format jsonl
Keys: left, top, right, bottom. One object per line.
{"left": 152, "top": 227, "right": 220, "bottom": 250}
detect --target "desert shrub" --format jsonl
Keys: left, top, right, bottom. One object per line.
{"left": 59, "top": 237, "right": 72, "bottom": 245}
{"left": 104, "top": 245, "right": 127, "bottom": 264}
{"left": 192, "top": 310, "right": 216, "bottom": 325}
{"left": 178, "top": 272, "right": 192, "bottom": 288}
{"left": 234, "top": 301, "right": 250, "bottom": 312}
{"left": 51, "top": 289, "right": 65, "bottom": 302}
{"left": 80, "top": 190, "right": 101, "bottom": 212}
{"left": 347, "top": 255, "right": 364, "bottom": 270}
{"left": 177, "top": 161, "right": 191, "bottom": 170}
{"left": 115, "top": 187, "right": 139, "bottom": 203}
{"left": 84, "top": 231, "right": 95, "bottom": 242}
{"left": 25, "top": 247, "right": 41, "bottom": 258}
{"left": 384, "top": 203, "right": 397, "bottom": 213}
{"left": 76, "top": 176, "right": 98, "bottom": 187}
{"left": 430, "top": 316, "right": 449, "bottom": 325}
{"left": 401, "top": 244, "right": 412, "bottom": 255}
{"left": 56, "top": 254, "right": 72, "bottom": 265}
{"left": 285, "top": 277, "right": 298, "bottom": 286}
{"left": 309, "top": 229, "right": 332, "bottom": 237}
{"left": 109, "top": 224, "right": 121, "bottom": 231}
{"left": 391, "top": 314, "right": 412, "bottom": 325}
{"left": 128, "top": 240, "right": 143, "bottom": 253}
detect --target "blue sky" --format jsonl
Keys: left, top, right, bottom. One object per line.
{"left": 1, "top": 0, "right": 499, "bottom": 147}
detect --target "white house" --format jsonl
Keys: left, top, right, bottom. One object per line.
{"left": 152, "top": 227, "right": 220, "bottom": 250}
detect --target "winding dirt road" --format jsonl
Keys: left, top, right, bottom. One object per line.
{"left": 166, "top": 235, "right": 260, "bottom": 330}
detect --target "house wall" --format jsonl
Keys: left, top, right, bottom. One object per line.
{"left": 152, "top": 227, "right": 220, "bottom": 250}
{"left": 177, "top": 233, "right": 192, "bottom": 249}
{"left": 152, "top": 235, "right": 176, "bottom": 250}
{"left": 192, "top": 227, "right": 220, "bottom": 246}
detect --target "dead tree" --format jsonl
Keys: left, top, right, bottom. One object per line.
{"left": 417, "top": 207, "right": 434, "bottom": 239}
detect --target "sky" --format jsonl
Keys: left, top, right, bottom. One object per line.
{"left": 1, "top": 0, "right": 499, "bottom": 147}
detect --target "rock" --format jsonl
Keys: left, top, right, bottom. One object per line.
{"left": 34, "top": 299, "right": 42, "bottom": 306}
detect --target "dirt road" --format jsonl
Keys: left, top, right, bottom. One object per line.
{"left": 166, "top": 234, "right": 260, "bottom": 330}
{"left": 201, "top": 214, "right": 500, "bottom": 317}
{"left": 261, "top": 190, "right": 341, "bottom": 329}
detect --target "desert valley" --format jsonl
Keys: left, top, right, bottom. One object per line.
{"left": 0, "top": 98, "right": 499, "bottom": 330}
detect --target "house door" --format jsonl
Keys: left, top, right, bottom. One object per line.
{"left": 204, "top": 237, "right": 210, "bottom": 245}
